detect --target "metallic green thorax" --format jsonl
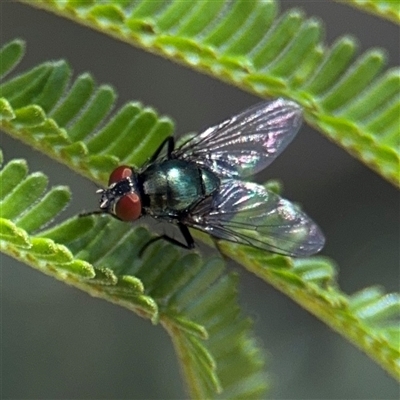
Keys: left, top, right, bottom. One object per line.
{"left": 141, "top": 160, "right": 219, "bottom": 217}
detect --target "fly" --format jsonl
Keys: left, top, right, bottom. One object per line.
{"left": 96, "top": 98, "right": 325, "bottom": 257}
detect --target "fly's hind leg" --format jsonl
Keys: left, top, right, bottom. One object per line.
{"left": 79, "top": 210, "right": 125, "bottom": 221}
{"left": 139, "top": 223, "right": 195, "bottom": 257}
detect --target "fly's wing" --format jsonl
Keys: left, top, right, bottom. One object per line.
{"left": 184, "top": 180, "right": 325, "bottom": 257}
{"left": 173, "top": 98, "right": 302, "bottom": 178}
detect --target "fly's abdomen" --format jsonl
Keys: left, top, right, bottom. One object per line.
{"left": 142, "top": 160, "right": 219, "bottom": 216}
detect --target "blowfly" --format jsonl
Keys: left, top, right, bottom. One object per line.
{"left": 97, "top": 98, "right": 325, "bottom": 257}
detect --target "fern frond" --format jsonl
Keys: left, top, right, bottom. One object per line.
{"left": 0, "top": 148, "right": 268, "bottom": 398}
{"left": 217, "top": 241, "right": 400, "bottom": 380}
{"left": 0, "top": 41, "right": 173, "bottom": 185}
{"left": 22, "top": 0, "right": 400, "bottom": 186}
{"left": 338, "top": 0, "right": 400, "bottom": 24}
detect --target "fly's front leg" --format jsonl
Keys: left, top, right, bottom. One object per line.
{"left": 79, "top": 210, "right": 107, "bottom": 217}
{"left": 150, "top": 136, "right": 175, "bottom": 162}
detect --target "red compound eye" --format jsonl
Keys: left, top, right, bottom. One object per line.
{"left": 115, "top": 193, "right": 142, "bottom": 221}
{"left": 108, "top": 165, "right": 133, "bottom": 186}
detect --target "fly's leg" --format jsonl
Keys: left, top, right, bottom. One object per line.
{"left": 79, "top": 210, "right": 124, "bottom": 221}
{"left": 179, "top": 224, "right": 195, "bottom": 247}
{"left": 139, "top": 223, "right": 195, "bottom": 257}
{"left": 79, "top": 210, "right": 107, "bottom": 217}
{"left": 150, "top": 136, "right": 175, "bottom": 162}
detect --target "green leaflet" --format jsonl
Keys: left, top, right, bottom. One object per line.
{"left": 339, "top": 0, "right": 400, "bottom": 24}
{"left": 0, "top": 148, "right": 268, "bottom": 398}
{"left": 22, "top": 0, "right": 400, "bottom": 186}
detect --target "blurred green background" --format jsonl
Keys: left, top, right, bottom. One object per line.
{"left": 1, "top": 1, "right": 399, "bottom": 399}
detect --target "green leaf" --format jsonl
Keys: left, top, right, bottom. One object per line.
{"left": 22, "top": 0, "right": 400, "bottom": 186}
{"left": 0, "top": 171, "right": 49, "bottom": 220}
{"left": 16, "top": 186, "right": 70, "bottom": 232}
{"left": 0, "top": 38, "right": 25, "bottom": 77}
{"left": 338, "top": 0, "right": 400, "bottom": 24}
{"left": 0, "top": 218, "right": 30, "bottom": 247}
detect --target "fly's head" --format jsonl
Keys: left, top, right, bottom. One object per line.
{"left": 98, "top": 165, "right": 142, "bottom": 221}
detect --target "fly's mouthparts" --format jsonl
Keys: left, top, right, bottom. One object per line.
{"left": 100, "top": 199, "right": 109, "bottom": 208}
{"left": 97, "top": 188, "right": 111, "bottom": 209}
